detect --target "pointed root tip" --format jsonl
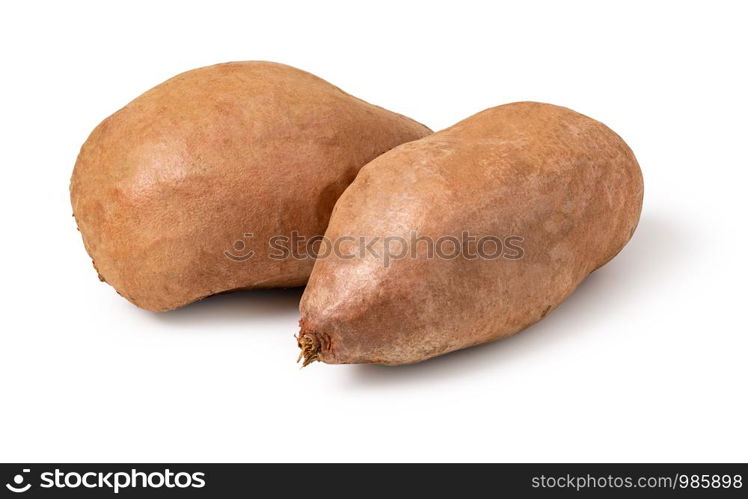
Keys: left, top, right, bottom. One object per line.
{"left": 296, "top": 329, "right": 320, "bottom": 367}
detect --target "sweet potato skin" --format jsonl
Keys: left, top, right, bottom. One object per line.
{"left": 298, "top": 102, "right": 643, "bottom": 365}
{"left": 70, "top": 62, "right": 430, "bottom": 311}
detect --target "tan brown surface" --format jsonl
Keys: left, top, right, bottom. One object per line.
{"left": 298, "top": 102, "right": 644, "bottom": 365}
{"left": 70, "top": 61, "right": 431, "bottom": 311}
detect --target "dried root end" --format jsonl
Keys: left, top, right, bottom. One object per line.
{"left": 296, "top": 320, "right": 334, "bottom": 367}
{"left": 296, "top": 331, "right": 321, "bottom": 367}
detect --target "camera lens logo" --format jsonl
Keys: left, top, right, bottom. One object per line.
{"left": 6, "top": 469, "right": 31, "bottom": 493}
{"left": 224, "top": 232, "right": 256, "bottom": 262}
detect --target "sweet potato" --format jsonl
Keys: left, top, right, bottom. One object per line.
{"left": 70, "top": 62, "right": 430, "bottom": 311}
{"left": 298, "top": 102, "right": 643, "bottom": 365}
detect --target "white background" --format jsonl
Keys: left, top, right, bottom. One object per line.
{"left": 1, "top": 0, "right": 746, "bottom": 462}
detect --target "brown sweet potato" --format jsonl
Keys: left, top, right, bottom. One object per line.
{"left": 298, "top": 102, "right": 643, "bottom": 365}
{"left": 70, "top": 62, "right": 430, "bottom": 311}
